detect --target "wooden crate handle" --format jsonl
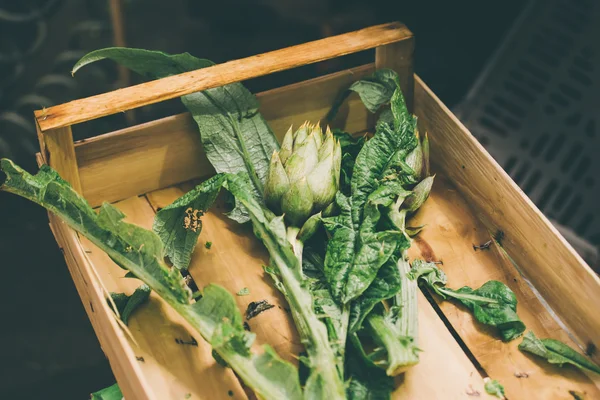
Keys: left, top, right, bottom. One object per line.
{"left": 34, "top": 22, "right": 413, "bottom": 132}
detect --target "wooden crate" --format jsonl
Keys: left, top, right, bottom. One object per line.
{"left": 34, "top": 23, "right": 600, "bottom": 399}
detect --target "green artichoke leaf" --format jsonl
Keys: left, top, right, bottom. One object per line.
{"left": 73, "top": 48, "right": 279, "bottom": 224}
{"left": 518, "top": 331, "right": 600, "bottom": 374}
{"left": 0, "top": 159, "right": 302, "bottom": 400}
{"left": 348, "top": 255, "right": 401, "bottom": 333}
{"left": 344, "top": 343, "right": 395, "bottom": 400}
{"left": 411, "top": 260, "right": 525, "bottom": 342}
{"left": 322, "top": 82, "right": 417, "bottom": 304}
{"left": 109, "top": 284, "right": 151, "bottom": 325}
{"left": 327, "top": 68, "right": 400, "bottom": 120}
{"left": 152, "top": 173, "right": 227, "bottom": 270}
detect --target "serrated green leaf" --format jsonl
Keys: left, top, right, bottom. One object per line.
{"left": 412, "top": 261, "right": 525, "bottom": 342}
{"left": 362, "top": 257, "right": 421, "bottom": 376}
{"left": 110, "top": 284, "right": 151, "bottom": 325}
{"left": 348, "top": 256, "right": 401, "bottom": 333}
{"left": 301, "top": 247, "right": 348, "bottom": 376}
{"left": 407, "top": 259, "right": 447, "bottom": 287}
{"left": 327, "top": 69, "right": 399, "bottom": 121}
{"left": 350, "top": 114, "right": 417, "bottom": 230}
{"left": 323, "top": 105, "right": 416, "bottom": 304}
{"left": 152, "top": 174, "right": 226, "bottom": 269}
{"left": 441, "top": 281, "right": 525, "bottom": 341}
{"left": 73, "top": 48, "right": 279, "bottom": 224}
{"left": 0, "top": 160, "right": 302, "bottom": 400}
{"left": 519, "top": 331, "right": 600, "bottom": 375}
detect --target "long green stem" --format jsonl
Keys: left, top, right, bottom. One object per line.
{"left": 396, "top": 256, "right": 418, "bottom": 340}
{"left": 365, "top": 254, "right": 419, "bottom": 376}
{"left": 282, "top": 226, "right": 346, "bottom": 399}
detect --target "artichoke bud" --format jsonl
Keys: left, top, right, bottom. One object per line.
{"left": 266, "top": 122, "right": 342, "bottom": 226}
{"left": 404, "top": 175, "right": 435, "bottom": 212}
{"left": 294, "top": 121, "right": 310, "bottom": 145}
{"left": 406, "top": 130, "right": 424, "bottom": 179}
{"left": 282, "top": 178, "right": 314, "bottom": 226}
{"left": 264, "top": 151, "right": 290, "bottom": 212}
{"left": 318, "top": 128, "right": 335, "bottom": 161}
{"left": 322, "top": 201, "right": 338, "bottom": 217}
{"left": 312, "top": 122, "right": 323, "bottom": 148}
{"left": 298, "top": 212, "right": 322, "bottom": 243}
{"left": 307, "top": 152, "right": 337, "bottom": 210}
{"left": 280, "top": 126, "right": 294, "bottom": 164}
{"left": 284, "top": 137, "right": 318, "bottom": 183}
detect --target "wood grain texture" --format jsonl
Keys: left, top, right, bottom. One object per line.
{"left": 146, "top": 185, "right": 303, "bottom": 362}
{"left": 407, "top": 176, "right": 600, "bottom": 399}
{"left": 38, "top": 124, "right": 82, "bottom": 193}
{"left": 145, "top": 183, "right": 492, "bottom": 399}
{"left": 35, "top": 22, "right": 412, "bottom": 131}
{"left": 413, "top": 75, "right": 600, "bottom": 367}
{"left": 65, "top": 196, "right": 246, "bottom": 400}
{"left": 74, "top": 64, "right": 376, "bottom": 207}
{"left": 48, "top": 215, "right": 155, "bottom": 400}
{"left": 394, "top": 293, "right": 494, "bottom": 399}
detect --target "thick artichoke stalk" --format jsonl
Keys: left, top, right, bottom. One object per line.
{"left": 265, "top": 122, "right": 341, "bottom": 226}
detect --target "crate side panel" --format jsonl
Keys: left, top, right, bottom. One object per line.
{"left": 75, "top": 64, "right": 375, "bottom": 208}
{"left": 414, "top": 74, "right": 600, "bottom": 362}
{"left": 407, "top": 175, "right": 600, "bottom": 399}
{"left": 73, "top": 196, "right": 247, "bottom": 400}
{"left": 47, "top": 215, "right": 155, "bottom": 400}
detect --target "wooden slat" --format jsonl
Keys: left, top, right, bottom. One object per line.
{"left": 75, "top": 64, "right": 376, "bottom": 207}
{"left": 35, "top": 22, "right": 412, "bottom": 131}
{"left": 258, "top": 64, "right": 374, "bottom": 136}
{"left": 74, "top": 196, "right": 246, "bottom": 400}
{"left": 145, "top": 186, "right": 303, "bottom": 362}
{"left": 407, "top": 176, "right": 600, "bottom": 399}
{"left": 413, "top": 75, "right": 600, "bottom": 365}
{"left": 394, "top": 293, "right": 494, "bottom": 399}
{"left": 75, "top": 113, "right": 210, "bottom": 209}
{"left": 48, "top": 215, "right": 154, "bottom": 400}
{"left": 39, "top": 124, "right": 82, "bottom": 193}
{"left": 144, "top": 183, "right": 492, "bottom": 399}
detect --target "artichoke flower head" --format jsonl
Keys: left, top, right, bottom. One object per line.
{"left": 265, "top": 122, "right": 341, "bottom": 226}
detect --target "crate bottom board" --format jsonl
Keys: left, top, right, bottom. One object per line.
{"left": 53, "top": 174, "right": 600, "bottom": 400}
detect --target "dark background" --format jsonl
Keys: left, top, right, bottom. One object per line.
{"left": 0, "top": 0, "right": 527, "bottom": 398}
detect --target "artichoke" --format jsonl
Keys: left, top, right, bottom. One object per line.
{"left": 265, "top": 122, "right": 341, "bottom": 226}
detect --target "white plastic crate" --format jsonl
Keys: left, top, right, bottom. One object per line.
{"left": 455, "top": 0, "right": 599, "bottom": 267}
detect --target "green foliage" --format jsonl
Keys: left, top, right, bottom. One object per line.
{"left": 519, "top": 331, "right": 600, "bottom": 374}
